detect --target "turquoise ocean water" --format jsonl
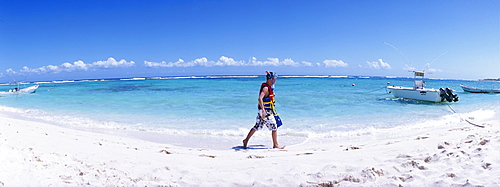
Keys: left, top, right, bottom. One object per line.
{"left": 1, "top": 76, "right": 499, "bottom": 149}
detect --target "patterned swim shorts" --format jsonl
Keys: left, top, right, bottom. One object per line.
{"left": 253, "top": 110, "right": 277, "bottom": 131}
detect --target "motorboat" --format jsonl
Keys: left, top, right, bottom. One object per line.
{"left": 460, "top": 84, "right": 500, "bottom": 93}
{"left": 0, "top": 85, "right": 39, "bottom": 96}
{"left": 386, "top": 71, "right": 458, "bottom": 102}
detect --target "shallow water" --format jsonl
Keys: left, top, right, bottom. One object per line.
{"left": 1, "top": 76, "right": 498, "bottom": 149}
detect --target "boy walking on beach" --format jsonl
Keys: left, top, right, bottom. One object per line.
{"left": 243, "top": 71, "right": 285, "bottom": 149}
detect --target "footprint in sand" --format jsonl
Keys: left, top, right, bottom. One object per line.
{"left": 296, "top": 153, "right": 313, "bottom": 156}
{"left": 247, "top": 155, "right": 265, "bottom": 159}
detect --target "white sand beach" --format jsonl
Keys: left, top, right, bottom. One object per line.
{"left": 0, "top": 110, "right": 499, "bottom": 186}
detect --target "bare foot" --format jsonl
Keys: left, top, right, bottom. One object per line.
{"left": 273, "top": 145, "right": 285, "bottom": 149}
{"left": 242, "top": 139, "right": 248, "bottom": 149}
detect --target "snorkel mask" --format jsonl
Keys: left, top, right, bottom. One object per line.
{"left": 266, "top": 71, "right": 277, "bottom": 88}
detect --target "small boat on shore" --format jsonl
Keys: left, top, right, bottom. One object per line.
{"left": 0, "top": 85, "right": 39, "bottom": 96}
{"left": 386, "top": 71, "right": 459, "bottom": 102}
{"left": 460, "top": 84, "right": 500, "bottom": 93}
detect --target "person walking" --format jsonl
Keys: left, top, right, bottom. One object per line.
{"left": 242, "top": 71, "right": 285, "bottom": 149}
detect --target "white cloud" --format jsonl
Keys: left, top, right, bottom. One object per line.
{"left": 144, "top": 56, "right": 317, "bottom": 68}
{"left": 322, "top": 60, "right": 348, "bottom": 67}
{"left": 144, "top": 59, "right": 186, "bottom": 68}
{"left": 193, "top": 57, "right": 209, "bottom": 66}
{"left": 282, "top": 58, "right": 300, "bottom": 66}
{"left": 302, "top": 61, "right": 313, "bottom": 66}
{"left": 366, "top": 59, "right": 391, "bottom": 69}
{"left": 4, "top": 56, "right": 348, "bottom": 77}
{"left": 6, "top": 68, "right": 16, "bottom": 74}
{"left": 6, "top": 57, "right": 135, "bottom": 75}
{"left": 426, "top": 68, "right": 443, "bottom": 73}
{"left": 92, "top": 57, "right": 135, "bottom": 68}
{"left": 219, "top": 56, "right": 242, "bottom": 66}
{"left": 61, "top": 60, "right": 87, "bottom": 71}
{"left": 403, "top": 64, "right": 416, "bottom": 71}
{"left": 266, "top": 58, "right": 280, "bottom": 66}
{"left": 423, "top": 63, "right": 443, "bottom": 73}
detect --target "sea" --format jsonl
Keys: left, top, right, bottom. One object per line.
{"left": 1, "top": 76, "right": 499, "bottom": 149}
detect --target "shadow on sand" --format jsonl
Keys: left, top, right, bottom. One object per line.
{"left": 231, "top": 144, "right": 268, "bottom": 151}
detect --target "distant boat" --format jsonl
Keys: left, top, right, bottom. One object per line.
{"left": 460, "top": 84, "right": 500, "bottom": 93}
{"left": 0, "top": 85, "right": 39, "bottom": 96}
{"left": 386, "top": 71, "right": 459, "bottom": 102}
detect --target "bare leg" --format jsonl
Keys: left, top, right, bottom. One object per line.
{"left": 242, "top": 128, "right": 256, "bottom": 148}
{"left": 272, "top": 130, "right": 285, "bottom": 149}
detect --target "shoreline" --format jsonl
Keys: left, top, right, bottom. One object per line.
{"left": 1, "top": 74, "right": 491, "bottom": 85}
{"left": 1, "top": 110, "right": 499, "bottom": 186}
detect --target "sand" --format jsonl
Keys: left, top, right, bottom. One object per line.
{"left": 0, "top": 110, "right": 499, "bottom": 186}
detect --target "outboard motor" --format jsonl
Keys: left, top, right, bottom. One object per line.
{"left": 445, "top": 88, "right": 459, "bottom": 102}
{"left": 439, "top": 88, "right": 447, "bottom": 102}
{"left": 440, "top": 88, "right": 459, "bottom": 102}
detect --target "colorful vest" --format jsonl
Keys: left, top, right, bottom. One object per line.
{"left": 259, "top": 83, "right": 276, "bottom": 113}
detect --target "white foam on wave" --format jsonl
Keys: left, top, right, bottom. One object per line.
{"left": 0, "top": 105, "right": 42, "bottom": 115}
{"left": 1, "top": 104, "right": 497, "bottom": 149}
{"left": 284, "top": 109, "right": 498, "bottom": 145}
{"left": 0, "top": 104, "right": 248, "bottom": 137}
{"left": 3, "top": 103, "right": 495, "bottom": 138}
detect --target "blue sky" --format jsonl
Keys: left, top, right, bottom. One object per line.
{"left": 0, "top": 0, "right": 499, "bottom": 82}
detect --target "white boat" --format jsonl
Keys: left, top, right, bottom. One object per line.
{"left": 0, "top": 85, "right": 39, "bottom": 96}
{"left": 386, "top": 71, "right": 458, "bottom": 102}
{"left": 460, "top": 84, "right": 500, "bottom": 93}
